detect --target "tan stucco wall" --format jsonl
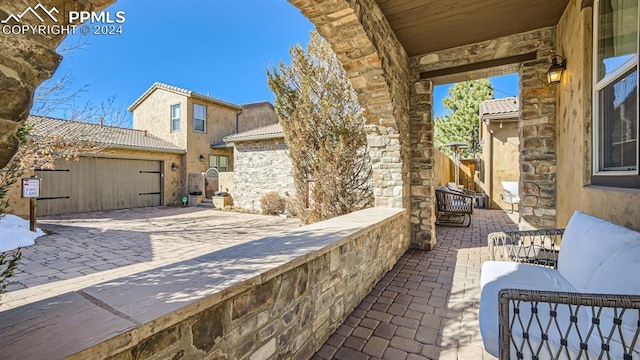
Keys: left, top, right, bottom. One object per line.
{"left": 5, "top": 148, "right": 183, "bottom": 218}
{"left": 132, "top": 90, "right": 188, "bottom": 149}
{"left": 238, "top": 104, "right": 278, "bottom": 133}
{"left": 218, "top": 172, "right": 234, "bottom": 204}
{"left": 482, "top": 121, "right": 520, "bottom": 209}
{"left": 556, "top": 0, "right": 640, "bottom": 231}
{"left": 184, "top": 99, "right": 237, "bottom": 176}
{"left": 132, "top": 89, "right": 239, "bottom": 196}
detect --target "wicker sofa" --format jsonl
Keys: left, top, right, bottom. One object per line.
{"left": 479, "top": 211, "right": 640, "bottom": 359}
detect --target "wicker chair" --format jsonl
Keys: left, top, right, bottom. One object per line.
{"left": 435, "top": 188, "right": 474, "bottom": 227}
{"left": 481, "top": 214, "right": 640, "bottom": 359}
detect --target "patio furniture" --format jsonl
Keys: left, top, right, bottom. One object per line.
{"left": 500, "top": 181, "right": 520, "bottom": 213}
{"left": 447, "top": 182, "right": 477, "bottom": 197}
{"left": 435, "top": 187, "right": 474, "bottom": 227}
{"left": 480, "top": 211, "right": 640, "bottom": 359}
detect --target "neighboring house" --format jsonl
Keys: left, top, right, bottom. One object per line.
{"left": 478, "top": 97, "right": 520, "bottom": 210}
{"left": 6, "top": 84, "right": 283, "bottom": 216}
{"left": 6, "top": 116, "right": 186, "bottom": 217}
{"left": 223, "top": 123, "right": 294, "bottom": 212}
{"left": 129, "top": 82, "right": 242, "bottom": 198}
{"left": 129, "top": 83, "right": 280, "bottom": 201}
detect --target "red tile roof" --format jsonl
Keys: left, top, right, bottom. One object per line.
{"left": 27, "top": 115, "right": 185, "bottom": 153}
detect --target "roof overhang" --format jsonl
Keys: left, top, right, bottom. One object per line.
{"left": 223, "top": 133, "right": 285, "bottom": 144}
{"left": 375, "top": 0, "right": 570, "bottom": 57}
{"left": 481, "top": 113, "right": 520, "bottom": 123}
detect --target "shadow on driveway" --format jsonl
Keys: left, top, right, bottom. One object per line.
{"left": 2, "top": 206, "right": 298, "bottom": 309}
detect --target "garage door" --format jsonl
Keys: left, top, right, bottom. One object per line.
{"left": 35, "top": 157, "right": 162, "bottom": 216}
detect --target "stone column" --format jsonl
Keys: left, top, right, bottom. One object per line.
{"left": 409, "top": 79, "right": 435, "bottom": 249}
{"left": 519, "top": 53, "right": 558, "bottom": 229}
{"left": 366, "top": 128, "right": 404, "bottom": 208}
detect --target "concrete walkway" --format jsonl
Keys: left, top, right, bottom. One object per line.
{"left": 313, "top": 209, "right": 519, "bottom": 360}
{"left": 2, "top": 207, "right": 298, "bottom": 310}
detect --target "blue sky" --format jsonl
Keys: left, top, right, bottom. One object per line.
{"left": 43, "top": 0, "right": 519, "bottom": 123}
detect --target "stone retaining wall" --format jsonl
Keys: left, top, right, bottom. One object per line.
{"left": 70, "top": 208, "right": 408, "bottom": 360}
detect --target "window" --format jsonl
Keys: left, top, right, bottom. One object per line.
{"left": 593, "top": 0, "right": 639, "bottom": 188}
{"left": 193, "top": 104, "right": 206, "bottom": 133}
{"left": 170, "top": 104, "right": 180, "bottom": 132}
{"left": 209, "top": 155, "right": 229, "bottom": 172}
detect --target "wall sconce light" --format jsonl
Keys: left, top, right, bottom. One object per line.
{"left": 171, "top": 162, "right": 178, "bottom": 171}
{"left": 199, "top": 154, "right": 205, "bottom": 162}
{"left": 547, "top": 55, "right": 566, "bottom": 85}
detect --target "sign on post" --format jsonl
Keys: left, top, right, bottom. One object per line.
{"left": 22, "top": 177, "right": 40, "bottom": 232}
{"left": 22, "top": 178, "right": 40, "bottom": 198}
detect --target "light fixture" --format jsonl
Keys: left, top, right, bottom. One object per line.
{"left": 199, "top": 154, "right": 205, "bottom": 162}
{"left": 547, "top": 55, "right": 566, "bottom": 85}
{"left": 171, "top": 162, "right": 178, "bottom": 171}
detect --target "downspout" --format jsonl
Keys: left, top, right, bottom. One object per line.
{"left": 236, "top": 108, "right": 243, "bottom": 133}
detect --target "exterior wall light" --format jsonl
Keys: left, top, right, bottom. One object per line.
{"left": 547, "top": 55, "right": 566, "bottom": 85}
{"left": 171, "top": 162, "right": 178, "bottom": 171}
{"left": 199, "top": 154, "right": 205, "bottom": 162}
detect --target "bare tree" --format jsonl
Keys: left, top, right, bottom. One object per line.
{"left": 267, "top": 32, "right": 373, "bottom": 224}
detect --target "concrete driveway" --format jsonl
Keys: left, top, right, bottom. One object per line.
{"left": 1, "top": 206, "right": 299, "bottom": 310}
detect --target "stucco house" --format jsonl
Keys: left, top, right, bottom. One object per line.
{"left": 222, "top": 123, "right": 294, "bottom": 212}
{"left": 129, "top": 83, "right": 281, "bottom": 204}
{"left": 129, "top": 82, "right": 242, "bottom": 199}
{"left": 478, "top": 97, "right": 520, "bottom": 210}
{"left": 6, "top": 84, "right": 281, "bottom": 216}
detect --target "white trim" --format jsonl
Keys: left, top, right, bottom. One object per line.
{"left": 170, "top": 103, "right": 181, "bottom": 133}
{"left": 193, "top": 103, "right": 207, "bottom": 134}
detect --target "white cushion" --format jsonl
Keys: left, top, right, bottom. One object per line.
{"left": 479, "top": 261, "right": 579, "bottom": 357}
{"left": 558, "top": 211, "right": 640, "bottom": 291}
{"left": 586, "top": 242, "right": 640, "bottom": 346}
{"left": 501, "top": 181, "right": 519, "bottom": 196}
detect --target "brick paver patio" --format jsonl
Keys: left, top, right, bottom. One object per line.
{"left": 1, "top": 207, "right": 298, "bottom": 310}
{"left": 314, "top": 209, "right": 519, "bottom": 360}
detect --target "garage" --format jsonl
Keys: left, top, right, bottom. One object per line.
{"left": 35, "top": 157, "right": 163, "bottom": 216}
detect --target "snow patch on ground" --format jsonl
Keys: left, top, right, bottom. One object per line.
{"left": 0, "top": 214, "right": 44, "bottom": 252}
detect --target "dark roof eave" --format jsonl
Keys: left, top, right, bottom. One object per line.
{"left": 224, "top": 133, "right": 285, "bottom": 144}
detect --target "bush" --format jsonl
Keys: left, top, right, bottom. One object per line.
{"left": 260, "top": 192, "right": 285, "bottom": 215}
{"left": 0, "top": 248, "right": 21, "bottom": 297}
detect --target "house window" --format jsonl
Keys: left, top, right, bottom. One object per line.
{"left": 592, "top": 0, "right": 639, "bottom": 188}
{"left": 209, "top": 155, "right": 229, "bottom": 172}
{"left": 171, "top": 104, "right": 180, "bottom": 132}
{"left": 193, "top": 104, "right": 206, "bottom": 133}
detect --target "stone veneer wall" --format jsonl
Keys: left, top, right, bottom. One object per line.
{"left": 233, "top": 138, "right": 294, "bottom": 212}
{"left": 409, "top": 27, "right": 559, "bottom": 237}
{"left": 70, "top": 208, "right": 408, "bottom": 360}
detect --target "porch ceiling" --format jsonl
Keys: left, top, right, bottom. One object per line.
{"left": 375, "top": 0, "right": 570, "bottom": 56}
